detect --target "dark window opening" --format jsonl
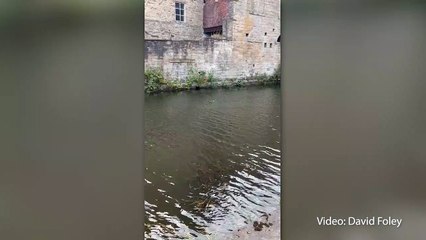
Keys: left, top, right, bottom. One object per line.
{"left": 270, "top": 43, "right": 273, "bottom": 48}
{"left": 265, "top": 32, "right": 267, "bottom": 36}
{"left": 253, "top": 64, "right": 255, "bottom": 67}
{"left": 264, "top": 43, "right": 267, "bottom": 47}
{"left": 273, "top": 28, "right": 275, "bottom": 32}
{"left": 277, "top": 35, "right": 281, "bottom": 42}
{"left": 204, "top": 26, "right": 223, "bottom": 37}
{"left": 205, "top": 30, "right": 223, "bottom": 36}
{"left": 175, "top": 2, "right": 184, "bottom": 22}
{"left": 246, "top": 33, "right": 249, "bottom": 37}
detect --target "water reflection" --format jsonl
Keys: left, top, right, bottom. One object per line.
{"left": 144, "top": 86, "right": 281, "bottom": 239}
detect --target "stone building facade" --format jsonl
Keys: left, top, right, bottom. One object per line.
{"left": 144, "top": 0, "right": 281, "bottom": 82}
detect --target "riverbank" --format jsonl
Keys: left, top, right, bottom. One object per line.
{"left": 144, "top": 67, "right": 280, "bottom": 94}
{"left": 147, "top": 79, "right": 281, "bottom": 95}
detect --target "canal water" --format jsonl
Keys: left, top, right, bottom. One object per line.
{"left": 144, "top": 85, "right": 281, "bottom": 239}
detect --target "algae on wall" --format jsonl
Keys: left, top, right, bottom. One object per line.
{"left": 144, "top": 65, "right": 280, "bottom": 94}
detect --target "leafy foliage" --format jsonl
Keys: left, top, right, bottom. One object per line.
{"left": 144, "top": 68, "right": 165, "bottom": 93}
{"left": 144, "top": 65, "right": 280, "bottom": 94}
{"left": 270, "top": 63, "right": 281, "bottom": 82}
{"left": 186, "top": 68, "right": 209, "bottom": 87}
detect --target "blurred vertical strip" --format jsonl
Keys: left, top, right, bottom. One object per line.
{"left": 283, "top": 0, "right": 425, "bottom": 239}
{"left": 279, "top": 1, "right": 285, "bottom": 239}
{"left": 0, "top": 0, "right": 143, "bottom": 240}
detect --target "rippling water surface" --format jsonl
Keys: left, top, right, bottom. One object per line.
{"left": 144, "top": 86, "right": 281, "bottom": 239}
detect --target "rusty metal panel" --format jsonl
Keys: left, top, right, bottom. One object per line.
{"left": 203, "top": 0, "right": 230, "bottom": 29}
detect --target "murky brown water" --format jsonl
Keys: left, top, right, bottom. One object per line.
{"left": 144, "top": 86, "right": 281, "bottom": 239}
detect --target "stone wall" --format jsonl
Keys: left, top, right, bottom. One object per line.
{"left": 226, "top": 0, "right": 281, "bottom": 76}
{"left": 144, "top": 0, "right": 281, "bottom": 82}
{"left": 145, "top": 39, "right": 234, "bottom": 81}
{"left": 144, "top": 39, "right": 280, "bottom": 82}
{"left": 144, "top": 0, "right": 204, "bottom": 40}
{"left": 230, "top": 0, "right": 280, "bottom": 43}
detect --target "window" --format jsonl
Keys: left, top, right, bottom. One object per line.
{"left": 175, "top": 2, "right": 184, "bottom": 22}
